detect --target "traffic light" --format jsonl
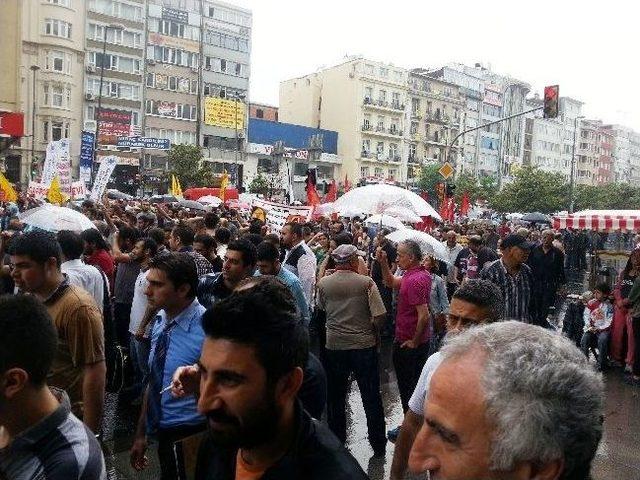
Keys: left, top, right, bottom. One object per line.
{"left": 543, "top": 85, "right": 559, "bottom": 119}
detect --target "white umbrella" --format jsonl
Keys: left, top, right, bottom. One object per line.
{"left": 19, "top": 205, "right": 97, "bottom": 233}
{"left": 381, "top": 205, "right": 423, "bottom": 223}
{"left": 198, "top": 195, "right": 223, "bottom": 206}
{"left": 333, "top": 184, "right": 441, "bottom": 221}
{"left": 314, "top": 202, "right": 335, "bottom": 216}
{"left": 364, "top": 214, "right": 407, "bottom": 231}
{"left": 385, "top": 229, "right": 451, "bottom": 264}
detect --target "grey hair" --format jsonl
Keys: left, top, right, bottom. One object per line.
{"left": 440, "top": 321, "right": 604, "bottom": 479}
{"left": 451, "top": 279, "right": 503, "bottom": 321}
{"left": 400, "top": 240, "right": 423, "bottom": 262}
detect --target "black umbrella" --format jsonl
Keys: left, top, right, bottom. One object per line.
{"left": 106, "top": 189, "right": 134, "bottom": 200}
{"left": 521, "top": 212, "right": 551, "bottom": 224}
{"left": 178, "top": 199, "right": 206, "bottom": 211}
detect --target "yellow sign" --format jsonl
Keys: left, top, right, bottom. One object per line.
{"left": 439, "top": 162, "right": 454, "bottom": 179}
{"left": 204, "top": 97, "right": 244, "bottom": 129}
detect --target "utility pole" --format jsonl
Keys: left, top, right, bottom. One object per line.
{"left": 568, "top": 115, "right": 585, "bottom": 213}
{"left": 29, "top": 65, "right": 40, "bottom": 181}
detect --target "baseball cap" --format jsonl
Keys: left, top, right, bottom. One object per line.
{"left": 501, "top": 234, "right": 535, "bottom": 250}
{"left": 331, "top": 244, "right": 364, "bottom": 264}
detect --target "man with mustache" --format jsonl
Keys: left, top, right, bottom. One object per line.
{"left": 174, "top": 276, "right": 367, "bottom": 479}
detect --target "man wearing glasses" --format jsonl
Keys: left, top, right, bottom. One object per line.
{"left": 390, "top": 279, "right": 503, "bottom": 480}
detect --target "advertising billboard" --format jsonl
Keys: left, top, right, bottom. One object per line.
{"left": 204, "top": 97, "right": 244, "bottom": 129}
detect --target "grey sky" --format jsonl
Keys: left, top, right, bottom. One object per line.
{"left": 233, "top": 0, "right": 639, "bottom": 130}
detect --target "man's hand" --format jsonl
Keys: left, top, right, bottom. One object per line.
{"left": 134, "top": 327, "right": 146, "bottom": 341}
{"left": 171, "top": 364, "right": 200, "bottom": 398}
{"left": 400, "top": 339, "right": 417, "bottom": 349}
{"left": 130, "top": 436, "right": 149, "bottom": 471}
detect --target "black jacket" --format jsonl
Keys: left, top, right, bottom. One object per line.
{"left": 195, "top": 402, "right": 368, "bottom": 480}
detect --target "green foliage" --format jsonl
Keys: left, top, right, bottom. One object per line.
{"left": 453, "top": 173, "right": 498, "bottom": 204}
{"left": 167, "top": 145, "right": 216, "bottom": 188}
{"left": 417, "top": 163, "right": 444, "bottom": 204}
{"left": 573, "top": 183, "right": 640, "bottom": 211}
{"left": 490, "top": 166, "right": 567, "bottom": 213}
{"left": 248, "top": 172, "right": 283, "bottom": 200}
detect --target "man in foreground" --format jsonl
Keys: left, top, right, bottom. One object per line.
{"left": 175, "top": 277, "right": 367, "bottom": 479}
{"left": 390, "top": 279, "right": 503, "bottom": 479}
{"left": 0, "top": 295, "right": 106, "bottom": 479}
{"left": 408, "top": 321, "right": 604, "bottom": 479}
{"left": 9, "top": 231, "right": 106, "bottom": 434}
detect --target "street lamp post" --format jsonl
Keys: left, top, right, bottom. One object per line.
{"left": 568, "top": 115, "right": 585, "bottom": 213}
{"left": 93, "top": 24, "right": 122, "bottom": 174}
{"left": 29, "top": 65, "right": 40, "bottom": 180}
{"left": 232, "top": 92, "right": 245, "bottom": 188}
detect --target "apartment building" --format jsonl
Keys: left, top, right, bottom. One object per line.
{"left": 85, "top": 0, "right": 146, "bottom": 193}
{"left": 407, "top": 69, "right": 464, "bottom": 181}
{"left": 143, "top": 0, "right": 201, "bottom": 182}
{"left": 280, "top": 57, "right": 408, "bottom": 185}
{"left": 200, "top": 0, "right": 252, "bottom": 188}
{"left": 249, "top": 102, "right": 278, "bottom": 121}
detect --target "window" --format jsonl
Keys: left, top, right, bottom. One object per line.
{"left": 44, "top": 19, "right": 72, "bottom": 39}
{"left": 392, "top": 92, "right": 400, "bottom": 107}
{"left": 362, "top": 139, "right": 370, "bottom": 153}
{"left": 378, "top": 90, "right": 386, "bottom": 103}
{"left": 409, "top": 143, "right": 416, "bottom": 158}
{"left": 410, "top": 122, "right": 418, "bottom": 134}
{"left": 47, "top": 0, "right": 71, "bottom": 6}
{"left": 374, "top": 167, "right": 383, "bottom": 176}
{"left": 44, "top": 50, "right": 71, "bottom": 73}
{"left": 363, "top": 115, "right": 371, "bottom": 129}
{"left": 364, "top": 86, "right": 373, "bottom": 101}
{"left": 43, "top": 119, "right": 70, "bottom": 141}
{"left": 377, "top": 116, "right": 384, "bottom": 131}
{"left": 43, "top": 83, "right": 71, "bottom": 109}
{"left": 256, "top": 109, "right": 263, "bottom": 119}
{"left": 411, "top": 98, "right": 420, "bottom": 114}
{"left": 364, "top": 64, "right": 374, "bottom": 75}
{"left": 379, "top": 67, "right": 388, "bottom": 78}
{"left": 389, "top": 143, "right": 398, "bottom": 158}
{"left": 376, "top": 142, "right": 384, "bottom": 154}
{"left": 389, "top": 169, "right": 396, "bottom": 179}
{"left": 361, "top": 166, "right": 370, "bottom": 178}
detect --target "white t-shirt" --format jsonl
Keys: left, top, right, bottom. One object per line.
{"left": 408, "top": 351, "right": 444, "bottom": 415}
{"left": 128, "top": 270, "right": 149, "bottom": 336}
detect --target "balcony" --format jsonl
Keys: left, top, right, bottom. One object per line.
{"left": 408, "top": 155, "right": 421, "bottom": 164}
{"left": 425, "top": 112, "right": 450, "bottom": 124}
{"left": 410, "top": 132, "right": 423, "bottom": 142}
{"left": 362, "top": 125, "right": 404, "bottom": 139}
{"left": 387, "top": 154, "right": 401, "bottom": 163}
{"left": 411, "top": 110, "right": 422, "bottom": 119}
{"left": 363, "top": 97, "right": 405, "bottom": 112}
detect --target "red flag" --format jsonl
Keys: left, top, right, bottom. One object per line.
{"left": 325, "top": 180, "right": 337, "bottom": 202}
{"left": 344, "top": 173, "right": 351, "bottom": 192}
{"left": 460, "top": 192, "right": 470, "bottom": 216}
{"left": 439, "top": 196, "right": 449, "bottom": 220}
{"left": 448, "top": 198, "right": 456, "bottom": 222}
{"left": 306, "top": 169, "right": 321, "bottom": 206}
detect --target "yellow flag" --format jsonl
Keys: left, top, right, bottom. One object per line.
{"left": 0, "top": 173, "right": 17, "bottom": 203}
{"left": 171, "top": 174, "right": 183, "bottom": 197}
{"left": 219, "top": 171, "right": 229, "bottom": 201}
{"left": 47, "top": 176, "right": 68, "bottom": 205}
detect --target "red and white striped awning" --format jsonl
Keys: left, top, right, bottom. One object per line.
{"left": 553, "top": 215, "right": 640, "bottom": 231}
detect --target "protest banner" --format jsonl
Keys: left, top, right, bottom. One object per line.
{"left": 251, "top": 199, "right": 313, "bottom": 231}
{"left": 90, "top": 155, "right": 117, "bottom": 201}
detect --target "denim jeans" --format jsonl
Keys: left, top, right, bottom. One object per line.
{"left": 392, "top": 342, "right": 430, "bottom": 413}
{"left": 323, "top": 347, "right": 387, "bottom": 452}
{"left": 581, "top": 330, "right": 610, "bottom": 368}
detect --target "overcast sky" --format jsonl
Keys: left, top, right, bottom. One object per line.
{"left": 232, "top": 0, "right": 639, "bottom": 130}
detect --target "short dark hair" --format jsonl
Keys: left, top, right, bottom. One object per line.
{"left": 264, "top": 233, "right": 280, "bottom": 247}
{"left": 333, "top": 232, "right": 353, "bottom": 247}
{"left": 194, "top": 234, "right": 217, "bottom": 251}
{"left": 256, "top": 241, "right": 280, "bottom": 263}
{"left": 118, "top": 225, "right": 139, "bottom": 244}
{"left": 204, "top": 212, "right": 219, "bottom": 229}
{"left": 227, "top": 239, "right": 257, "bottom": 268}
{"left": 81, "top": 228, "right": 109, "bottom": 251}
{"left": 594, "top": 282, "right": 612, "bottom": 296}
{"left": 147, "top": 227, "right": 166, "bottom": 246}
{"left": 244, "top": 233, "right": 264, "bottom": 248}
{"left": 148, "top": 252, "right": 198, "bottom": 298}
{"left": 0, "top": 295, "right": 57, "bottom": 386}
{"left": 57, "top": 230, "right": 84, "bottom": 260}
{"left": 249, "top": 219, "right": 264, "bottom": 235}
{"left": 452, "top": 279, "right": 504, "bottom": 322}
{"left": 284, "top": 222, "right": 303, "bottom": 238}
{"left": 172, "top": 223, "right": 195, "bottom": 246}
{"left": 214, "top": 227, "right": 231, "bottom": 244}
{"left": 137, "top": 237, "right": 159, "bottom": 257}
{"left": 201, "top": 276, "right": 308, "bottom": 384}
{"left": 332, "top": 221, "right": 345, "bottom": 232}
{"left": 9, "top": 230, "right": 62, "bottom": 267}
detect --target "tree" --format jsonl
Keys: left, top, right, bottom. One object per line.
{"left": 417, "top": 163, "right": 444, "bottom": 205}
{"left": 490, "top": 166, "right": 566, "bottom": 213}
{"left": 248, "top": 172, "right": 283, "bottom": 200}
{"left": 167, "top": 144, "right": 216, "bottom": 189}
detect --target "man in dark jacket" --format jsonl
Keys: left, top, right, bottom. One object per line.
{"left": 174, "top": 276, "right": 366, "bottom": 480}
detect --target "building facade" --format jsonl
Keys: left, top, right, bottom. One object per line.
{"left": 85, "top": 0, "right": 146, "bottom": 194}
{"left": 280, "top": 57, "right": 408, "bottom": 186}
{"left": 200, "top": 1, "right": 252, "bottom": 189}
{"left": 249, "top": 102, "right": 278, "bottom": 121}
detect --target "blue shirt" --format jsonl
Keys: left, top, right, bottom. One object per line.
{"left": 149, "top": 298, "right": 206, "bottom": 429}
{"left": 255, "top": 267, "right": 310, "bottom": 326}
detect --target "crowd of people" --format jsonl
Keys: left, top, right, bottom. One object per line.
{"left": 0, "top": 194, "right": 637, "bottom": 480}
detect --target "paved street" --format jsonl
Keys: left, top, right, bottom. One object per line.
{"left": 101, "top": 338, "right": 640, "bottom": 480}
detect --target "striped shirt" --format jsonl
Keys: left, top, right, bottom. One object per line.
{"left": 0, "top": 389, "right": 106, "bottom": 480}
{"left": 480, "top": 259, "right": 533, "bottom": 323}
